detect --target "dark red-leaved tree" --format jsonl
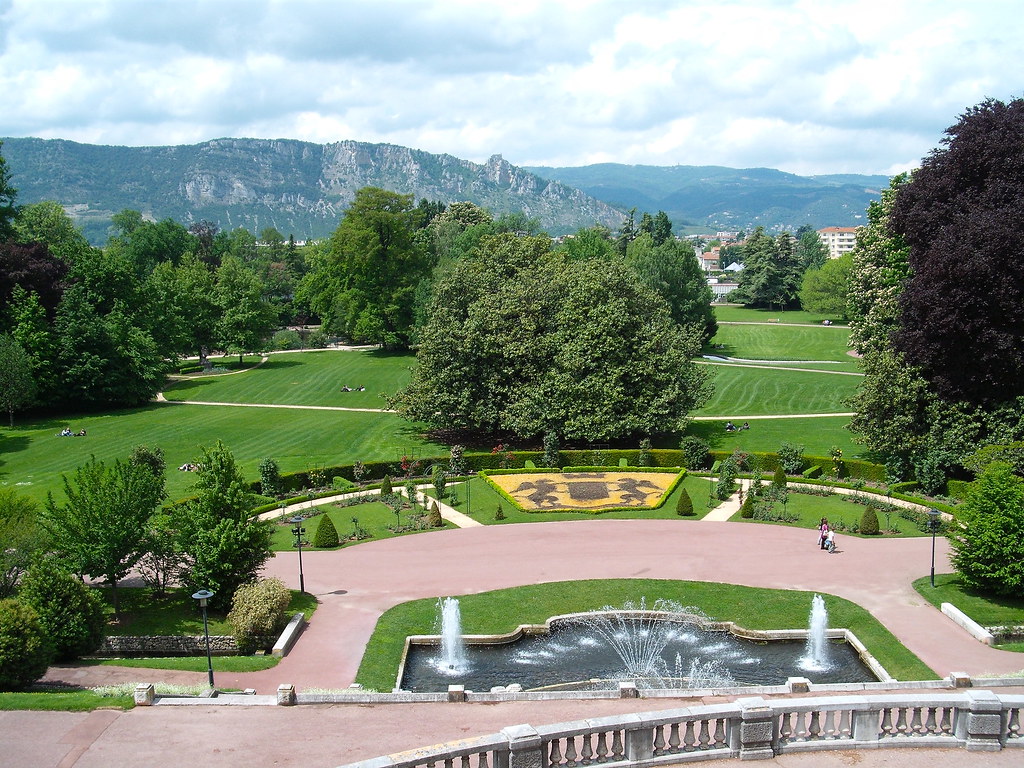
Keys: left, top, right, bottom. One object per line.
{"left": 891, "top": 98, "right": 1024, "bottom": 404}
{"left": 0, "top": 241, "right": 68, "bottom": 316}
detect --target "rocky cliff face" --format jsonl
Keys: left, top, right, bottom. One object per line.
{"left": 2, "top": 137, "right": 624, "bottom": 242}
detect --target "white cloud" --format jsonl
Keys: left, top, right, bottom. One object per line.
{"left": 0, "top": 0, "right": 1022, "bottom": 174}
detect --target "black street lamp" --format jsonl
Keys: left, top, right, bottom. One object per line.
{"left": 708, "top": 476, "right": 715, "bottom": 508}
{"left": 928, "top": 508, "right": 941, "bottom": 587}
{"left": 289, "top": 516, "right": 306, "bottom": 593}
{"left": 191, "top": 589, "right": 215, "bottom": 688}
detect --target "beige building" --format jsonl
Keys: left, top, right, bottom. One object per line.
{"left": 817, "top": 227, "right": 859, "bottom": 259}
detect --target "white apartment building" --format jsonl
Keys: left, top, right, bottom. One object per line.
{"left": 817, "top": 227, "right": 859, "bottom": 259}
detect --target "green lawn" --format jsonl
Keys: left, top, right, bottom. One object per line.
{"left": 2, "top": 402, "right": 444, "bottom": 505}
{"left": 736, "top": 488, "right": 932, "bottom": 537}
{"left": 684, "top": 416, "right": 860, "bottom": 456}
{"left": 0, "top": 690, "right": 134, "bottom": 711}
{"left": 709, "top": 324, "right": 859, "bottom": 371}
{"left": 271, "top": 498, "right": 456, "bottom": 551}
{"left": 94, "top": 655, "right": 280, "bottom": 672}
{"left": 694, "top": 366, "right": 860, "bottom": 416}
{"left": 163, "top": 348, "right": 415, "bottom": 408}
{"left": 98, "top": 587, "right": 318, "bottom": 636}
{"left": 913, "top": 573, "right": 1024, "bottom": 629}
{"left": 713, "top": 305, "right": 849, "bottom": 326}
{"left": 354, "top": 579, "right": 935, "bottom": 691}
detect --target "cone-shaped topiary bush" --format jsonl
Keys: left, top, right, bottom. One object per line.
{"left": 740, "top": 495, "right": 755, "bottom": 519}
{"left": 773, "top": 465, "right": 787, "bottom": 487}
{"left": 676, "top": 488, "right": 695, "bottom": 516}
{"left": 427, "top": 501, "right": 443, "bottom": 527}
{"left": 860, "top": 507, "right": 880, "bottom": 535}
{"left": 380, "top": 475, "right": 392, "bottom": 496}
{"left": 494, "top": 504, "right": 506, "bottom": 521}
{"left": 313, "top": 513, "right": 340, "bottom": 548}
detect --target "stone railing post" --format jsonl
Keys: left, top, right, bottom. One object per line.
{"left": 277, "top": 683, "right": 296, "bottom": 706}
{"left": 624, "top": 723, "right": 653, "bottom": 763}
{"left": 737, "top": 697, "right": 775, "bottom": 760}
{"left": 955, "top": 690, "right": 1004, "bottom": 751}
{"left": 851, "top": 705, "right": 880, "bottom": 742}
{"left": 503, "top": 724, "right": 544, "bottom": 768}
{"left": 133, "top": 683, "right": 155, "bottom": 706}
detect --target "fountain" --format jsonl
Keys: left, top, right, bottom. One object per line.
{"left": 400, "top": 596, "right": 874, "bottom": 692}
{"left": 436, "top": 597, "right": 467, "bottom": 673}
{"left": 800, "top": 594, "right": 830, "bottom": 672}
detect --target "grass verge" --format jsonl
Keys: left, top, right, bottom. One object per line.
{"left": 0, "top": 690, "right": 134, "bottom": 711}
{"left": 912, "top": 573, "right": 1024, "bottom": 632}
{"left": 354, "top": 579, "right": 935, "bottom": 691}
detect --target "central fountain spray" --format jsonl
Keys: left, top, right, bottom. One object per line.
{"left": 437, "top": 597, "right": 467, "bottom": 673}
{"left": 801, "top": 594, "right": 830, "bottom": 671}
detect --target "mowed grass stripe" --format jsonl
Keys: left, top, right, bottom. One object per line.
{"left": 695, "top": 366, "right": 860, "bottom": 416}
{"left": 710, "top": 323, "right": 855, "bottom": 366}
{"left": 2, "top": 404, "right": 444, "bottom": 505}
{"left": 163, "top": 349, "right": 414, "bottom": 407}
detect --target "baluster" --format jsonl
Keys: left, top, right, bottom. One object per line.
{"left": 698, "top": 719, "right": 711, "bottom": 749}
{"left": 879, "top": 708, "right": 894, "bottom": 738}
{"left": 653, "top": 724, "right": 666, "bottom": 755}
{"left": 795, "top": 711, "right": 809, "bottom": 741}
{"left": 1007, "top": 707, "right": 1020, "bottom": 740}
{"left": 611, "top": 730, "right": 624, "bottom": 759}
{"left": 820, "top": 710, "right": 834, "bottom": 739}
{"left": 894, "top": 707, "right": 909, "bottom": 737}
{"left": 839, "top": 710, "right": 852, "bottom": 739}
{"left": 580, "top": 734, "right": 593, "bottom": 764}
{"left": 712, "top": 718, "right": 727, "bottom": 749}
{"left": 908, "top": 707, "right": 923, "bottom": 736}
{"left": 778, "top": 713, "right": 793, "bottom": 743}
{"left": 924, "top": 708, "right": 937, "bottom": 736}
{"left": 564, "top": 737, "right": 578, "bottom": 768}
{"left": 939, "top": 706, "right": 953, "bottom": 735}
{"left": 595, "top": 731, "right": 609, "bottom": 762}
{"left": 548, "top": 739, "right": 563, "bottom": 767}
{"left": 459, "top": 754, "right": 469, "bottom": 768}
{"left": 683, "top": 720, "right": 697, "bottom": 750}
{"left": 478, "top": 751, "right": 490, "bottom": 768}
{"left": 668, "top": 723, "right": 681, "bottom": 752}
{"left": 444, "top": 758, "right": 454, "bottom": 768}
{"left": 808, "top": 711, "right": 822, "bottom": 740}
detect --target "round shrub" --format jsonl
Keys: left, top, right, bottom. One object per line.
{"left": 307, "top": 329, "right": 328, "bottom": 348}
{"left": 271, "top": 329, "right": 302, "bottom": 351}
{"left": 860, "top": 507, "right": 880, "bottom": 536}
{"left": 259, "top": 457, "right": 281, "bottom": 497}
{"left": 0, "top": 599, "right": 54, "bottom": 691}
{"left": 777, "top": 442, "right": 805, "bottom": 474}
{"left": 679, "top": 436, "right": 711, "bottom": 470}
{"left": 312, "top": 514, "right": 340, "bottom": 548}
{"left": 675, "top": 488, "right": 695, "bottom": 516}
{"left": 227, "top": 578, "right": 292, "bottom": 655}
{"left": 18, "top": 564, "right": 104, "bottom": 661}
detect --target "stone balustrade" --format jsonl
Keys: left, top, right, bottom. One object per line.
{"left": 338, "top": 691, "right": 1023, "bottom": 768}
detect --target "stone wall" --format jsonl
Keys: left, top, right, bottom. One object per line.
{"left": 94, "top": 634, "right": 238, "bottom": 657}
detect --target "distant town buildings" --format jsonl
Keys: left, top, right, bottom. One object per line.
{"left": 817, "top": 226, "right": 859, "bottom": 259}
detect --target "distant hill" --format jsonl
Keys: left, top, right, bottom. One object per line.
{"left": 0, "top": 137, "right": 626, "bottom": 244}
{"left": 523, "top": 163, "right": 890, "bottom": 233}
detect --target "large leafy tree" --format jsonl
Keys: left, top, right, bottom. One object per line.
{"left": 0, "top": 489, "right": 41, "bottom": 599}
{"left": 396, "top": 233, "right": 711, "bottom": 441}
{"left": 800, "top": 252, "right": 853, "bottom": 318}
{"left": 891, "top": 98, "right": 1024, "bottom": 405}
{"left": 0, "top": 141, "right": 17, "bottom": 241}
{"left": 13, "top": 201, "right": 93, "bottom": 265}
{"left": 173, "top": 441, "right": 272, "bottom": 611}
{"left": 40, "top": 454, "right": 165, "bottom": 613}
{"left": 625, "top": 233, "right": 717, "bottom": 343}
{"left": 737, "top": 227, "right": 802, "bottom": 309}
{"left": 215, "top": 256, "right": 278, "bottom": 361}
{"left": 948, "top": 462, "right": 1024, "bottom": 596}
{"left": 302, "top": 187, "right": 429, "bottom": 348}
{"left": 0, "top": 334, "right": 36, "bottom": 426}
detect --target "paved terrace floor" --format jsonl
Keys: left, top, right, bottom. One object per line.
{"left": 30, "top": 518, "right": 1024, "bottom": 768}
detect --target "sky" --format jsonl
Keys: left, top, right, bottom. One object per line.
{"left": 1, "top": 0, "right": 1021, "bottom": 177}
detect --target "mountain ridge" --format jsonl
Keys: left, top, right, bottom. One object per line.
{"left": 1, "top": 136, "right": 625, "bottom": 243}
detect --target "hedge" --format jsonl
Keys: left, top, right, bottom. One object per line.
{"left": 945, "top": 479, "right": 972, "bottom": 500}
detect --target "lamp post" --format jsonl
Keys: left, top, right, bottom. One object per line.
{"left": 289, "top": 516, "right": 306, "bottom": 593}
{"left": 191, "top": 589, "right": 215, "bottom": 688}
{"left": 928, "top": 508, "right": 941, "bottom": 587}
{"left": 708, "top": 476, "right": 715, "bottom": 508}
